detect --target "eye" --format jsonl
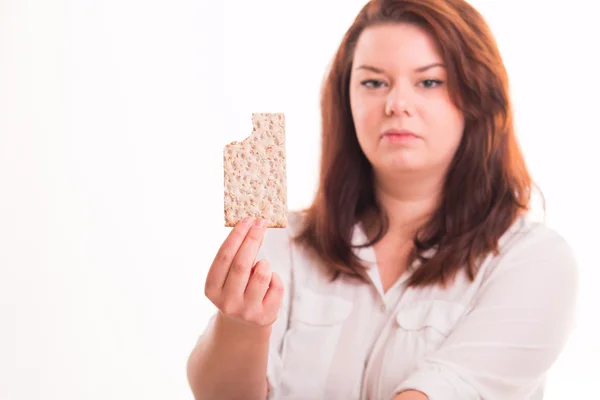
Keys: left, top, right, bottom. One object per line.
{"left": 360, "top": 79, "right": 386, "bottom": 89}
{"left": 420, "top": 79, "right": 444, "bottom": 88}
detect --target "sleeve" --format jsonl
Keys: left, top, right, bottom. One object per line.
{"left": 392, "top": 225, "right": 580, "bottom": 400}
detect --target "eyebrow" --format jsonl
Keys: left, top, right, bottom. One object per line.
{"left": 354, "top": 62, "right": 446, "bottom": 73}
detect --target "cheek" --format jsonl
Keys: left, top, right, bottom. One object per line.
{"left": 447, "top": 111, "right": 465, "bottom": 149}
{"left": 351, "top": 99, "right": 378, "bottom": 158}
{"left": 427, "top": 101, "right": 464, "bottom": 148}
{"left": 352, "top": 97, "right": 381, "bottom": 137}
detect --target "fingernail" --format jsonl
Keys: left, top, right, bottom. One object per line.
{"left": 254, "top": 218, "right": 265, "bottom": 228}
{"left": 240, "top": 217, "right": 252, "bottom": 226}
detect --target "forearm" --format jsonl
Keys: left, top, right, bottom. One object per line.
{"left": 392, "top": 390, "right": 428, "bottom": 400}
{"left": 187, "top": 313, "right": 272, "bottom": 400}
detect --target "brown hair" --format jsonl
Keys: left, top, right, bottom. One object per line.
{"left": 294, "top": 0, "right": 539, "bottom": 287}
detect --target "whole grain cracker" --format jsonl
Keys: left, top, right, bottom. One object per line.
{"left": 223, "top": 113, "right": 288, "bottom": 228}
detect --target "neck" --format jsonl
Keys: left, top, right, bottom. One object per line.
{"left": 366, "top": 170, "right": 444, "bottom": 240}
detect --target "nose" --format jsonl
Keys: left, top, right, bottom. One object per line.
{"left": 385, "top": 84, "right": 415, "bottom": 117}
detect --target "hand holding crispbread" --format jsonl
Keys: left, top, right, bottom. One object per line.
{"left": 204, "top": 217, "right": 284, "bottom": 329}
{"left": 223, "top": 112, "right": 288, "bottom": 228}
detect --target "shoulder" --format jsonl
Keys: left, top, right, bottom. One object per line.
{"left": 500, "top": 216, "right": 576, "bottom": 267}
{"left": 483, "top": 215, "right": 579, "bottom": 288}
{"left": 257, "top": 210, "right": 307, "bottom": 268}
{"left": 260, "top": 210, "right": 306, "bottom": 250}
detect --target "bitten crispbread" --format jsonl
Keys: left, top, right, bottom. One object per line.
{"left": 223, "top": 113, "right": 287, "bottom": 228}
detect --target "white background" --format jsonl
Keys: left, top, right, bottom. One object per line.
{"left": 1, "top": 0, "right": 598, "bottom": 399}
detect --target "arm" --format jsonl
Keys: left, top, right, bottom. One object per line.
{"left": 393, "top": 390, "right": 428, "bottom": 400}
{"left": 186, "top": 218, "right": 285, "bottom": 400}
{"left": 187, "top": 313, "right": 271, "bottom": 400}
{"left": 392, "top": 225, "right": 579, "bottom": 400}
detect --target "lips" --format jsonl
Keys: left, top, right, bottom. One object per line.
{"left": 381, "top": 129, "right": 420, "bottom": 140}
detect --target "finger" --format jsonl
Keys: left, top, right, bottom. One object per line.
{"left": 244, "top": 259, "right": 271, "bottom": 306}
{"left": 221, "top": 218, "right": 267, "bottom": 299}
{"left": 204, "top": 217, "right": 253, "bottom": 296}
{"left": 263, "top": 271, "right": 285, "bottom": 312}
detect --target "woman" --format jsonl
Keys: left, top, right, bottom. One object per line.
{"left": 187, "top": 0, "right": 578, "bottom": 399}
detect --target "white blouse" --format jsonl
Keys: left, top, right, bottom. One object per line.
{"left": 204, "top": 211, "right": 578, "bottom": 400}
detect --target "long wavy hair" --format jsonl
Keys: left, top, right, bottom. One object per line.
{"left": 294, "top": 0, "right": 539, "bottom": 287}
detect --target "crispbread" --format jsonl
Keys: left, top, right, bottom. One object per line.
{"left": 223, "top": 113, "right": 288, "bottom": 228}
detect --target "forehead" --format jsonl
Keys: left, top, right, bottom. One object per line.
{"left": 352, "top": 23, "right": 444, "bottom": 70}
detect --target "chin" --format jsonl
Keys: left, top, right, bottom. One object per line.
{"left": 381, "top": 155, "right": 426, "bottom": 173}
{"left": 374, "top": 162, "right": 425, "bottom": 177}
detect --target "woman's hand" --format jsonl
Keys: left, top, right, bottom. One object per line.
{"left": 204, "top": 217, "right": 285, "bottom": 331}
{"left": 392, "top": 390, "right": 429, "bottom": 400}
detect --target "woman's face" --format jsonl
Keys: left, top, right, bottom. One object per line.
{"left": 349, "top": 23, "right": 464, "bottom": 179}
